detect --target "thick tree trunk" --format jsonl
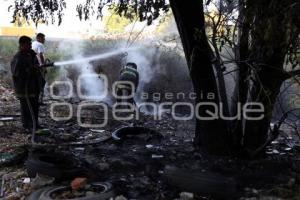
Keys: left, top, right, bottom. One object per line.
{"left": 169, "top": 0, "right": 298, "bottom": 156}
{"left": 242, "top": 0, "right": 294, "bottom": 151}
{"left": 170, "top": 0, "right": 230, "bottom": 154}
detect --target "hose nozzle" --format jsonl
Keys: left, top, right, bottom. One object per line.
{"left": 41, "top": 62, "right": 54, "bottom": 68}
{"left": 40, "top": 59, "right": 55, "bottom": 68}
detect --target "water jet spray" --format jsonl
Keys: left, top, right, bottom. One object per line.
{"left": 45, "top": 48, "right": 136, "bottom": 68}
{"left": 40, "top": 48, "right": 135, "bottom": 69}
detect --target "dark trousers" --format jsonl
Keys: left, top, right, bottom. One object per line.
{"left": 38, "top": 75, "right": 46, "bottom": 103}
{"left": 116, "top": 88, "right": 135, "bottom": 107}
{"left": 19, "top": 97, "right": 39, "bottom": 129}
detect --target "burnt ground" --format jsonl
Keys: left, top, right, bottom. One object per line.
{"left": 1, "top": 92, "right": 300, "bottom": 199}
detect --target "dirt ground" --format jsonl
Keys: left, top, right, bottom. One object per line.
{"left": 1, "top": 82, "right": 300, "bottom": 200}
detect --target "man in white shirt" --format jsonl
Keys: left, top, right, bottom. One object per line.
{"left": 32, "top": 33, "right": 46, "bottom": 105}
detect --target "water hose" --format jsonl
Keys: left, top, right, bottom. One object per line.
{"left": 25, "top": 59, "right": 55, "bottom": 144}
{"left": 40, "top": 59, "right": 55, "bottom": 68}
{"left": 25, "top": 78, "right": 37, "bottom": 144}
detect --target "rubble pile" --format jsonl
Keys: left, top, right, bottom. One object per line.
{"left": 0, "top": 168, "right": 32, "bottom": 200}
{"left": 1, "top": 97, "right": 300, "bottom": 199}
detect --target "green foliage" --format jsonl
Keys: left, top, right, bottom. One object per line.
{"left": 0, "top": 37, "right": 18, "bottom": 73}
{"left": 45, "top": 42, "right": 70, "bottom": 61}
{"left": 9, "top": 0, "right": 66, "bottom": 26}
{"left": 104, "top": 11, "right": 131, "bottom": 33}
{"left": 0, "top": 37, "right": 18, "bottom": 61}
{"left": 9, "top": 0, "right": 169, "bottom": 26}
{"left": 156, "top": 11, "right": 173, "bottom": 34}
{"left": 82, "top": 38, "right": 124, "bottom": 52}
{"left": 76, "top": 0, "right": 169, "bottom": 25}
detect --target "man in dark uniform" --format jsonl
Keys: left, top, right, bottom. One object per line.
{"left": 11, "top": 36, "right": 42, "bottom": 132}
{"left": 116, "top": 62, "right": 139, "bottom": 107}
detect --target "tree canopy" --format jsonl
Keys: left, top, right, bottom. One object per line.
{"left": 9, "top": 0, "right": 170, "bottom": 26}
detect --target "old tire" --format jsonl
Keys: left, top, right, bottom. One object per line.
{"left": 25, "top": 152, "right": 85, "bottom": 180}
{"left": 38, "top": 182, "right": 113, "bottom": 200}
{"left": 26, "top": 187, "right": 49, "bottom": 200}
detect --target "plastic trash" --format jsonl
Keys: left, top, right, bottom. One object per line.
{"left": 35, "top": 129, "right": 51, "bottom": 136}
{"left": 0, "top": 117, "right": 14, "bottom": 121}
{"left": 90, "top": 129, "right": 105, "bottom": 133}
{"left": 151, "top": 154, "right": 164, "bottom": 159}
{"left": 146, "top": 145, "right": 154, "bottom": 149}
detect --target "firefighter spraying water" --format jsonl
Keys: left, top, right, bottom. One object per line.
{"left": 11, "top": 35, "right": 139, "bottom": 137}
{"left": 115, "top": 62, "right": 139, "bottom": 108}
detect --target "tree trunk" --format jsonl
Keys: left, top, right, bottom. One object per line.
{"left": 242, "top": 0, "right": 294, "bottom": 151}
{"left": 170, "top": 0, "right": 296, "bottom": 156}
{"left": 231, "top": 0, "right": 252, "bottom": 153}
{"left": 170, "top": 0, "right": 230, "bottom": 154}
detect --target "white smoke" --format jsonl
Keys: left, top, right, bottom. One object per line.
{"left": 126, "top": 45, "right": 158, "bottom": 85}
{"left": 50, "top": 27, "right": 185, "bottom": 114}
{"left": 53, "top": 40, "right": 107, "bottom": 101}
{"left": 0, "top": 63, "right": 7, "bottom": 73}
{"left": 122, "top": 43, "right": 168, "bottom": 116}
{"left": 75, "top": 57, "right": 106, "bottom": 101}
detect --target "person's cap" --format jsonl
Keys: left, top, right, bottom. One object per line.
{"left": 126, "top": 62, "right": 137, "bottom": 69}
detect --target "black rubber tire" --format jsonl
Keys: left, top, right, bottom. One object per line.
{"left": 25, "top": 152, "right": 85, "bottom": 180}
{"left": 38, "top": 182, "right": 114, "bottom": 200}
{"left": 26, "top": 187, "right": 49, "bottom": 200}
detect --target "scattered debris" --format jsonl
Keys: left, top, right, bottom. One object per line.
{"left": 23, "top": 177, "right": 31, "bottom": 184}
{"left": 146, "top": 144, "right": 154, "bottom": 149}
{"left": 90, "top": 129, "right": 105, "bottom": 133}
{"left": 0, "top": 117, "right": 14, "bottom": 121}
{"left": 74, "top": 147, "right": 85, "bottom": 152}
{"left": 1, "top": 91, "right": 300, "bottom": 199}
{"left": 35, "top": 129, "right": 51, "bottom": 136}
{"left": 0, "top": 168, "right": 30, "bottom": 199}
{"left": 71, "top": 177, "right": 87, "bottom": 190}
{"left": 0, "top": 147, "right": 27, "bottom": 167}
{"left": 30, "top": 174, "right": 55, "bottom": 189}
{"left": 178, "top": 192, "right": 194, "bottom": 200}
{"left": 112, "top": 126, "right": 163, "bottom": 142}
{"left": 115, "top": 195, "right": 128, "bottom": 200}
{"left": 151, "top": 154, "right": 164, "bottom": 159}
